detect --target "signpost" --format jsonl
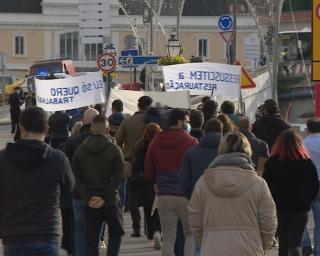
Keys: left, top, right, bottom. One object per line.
{"left": 118, "top": 56, "right": 161, "bottom": 67}
{"left": 313, "top": 0, "right": 320, "bottom": 116}
{"left": 218, "top": 15, "right": 234, "bottom": 64}
{"left": 244, "top": 34, "right": 261, "bottom": 69}
{"left": 97, "top": 53, "right": 116, "bottom": 73}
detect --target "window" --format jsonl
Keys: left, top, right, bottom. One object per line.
{"left": 84, "top": 43, "right": 103, "bottom": 61}
{"left": 60, "top": 32, "right": 79, "bottom": 60}
{"left": 198, "top": 38, "right": 208, "bottom": 58}
{"left": 14, "top": 35, "right": 26, "bottom": 56}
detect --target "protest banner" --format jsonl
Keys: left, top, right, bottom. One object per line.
{"left": 163, "top": 62, "right": 241, "bottom": 97}
{"left": 35, "top": 71, "right": 106, "bottom": 111}
{"left": 106, "top": 89, "right": 191, "bottom": 117}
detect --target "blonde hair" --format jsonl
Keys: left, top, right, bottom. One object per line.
{"left": 219, "top": 132, "right": 252, "bottom": 156}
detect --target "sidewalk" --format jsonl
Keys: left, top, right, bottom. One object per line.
{"left": 0, "top": 106, "right": 11, "bottom": 126}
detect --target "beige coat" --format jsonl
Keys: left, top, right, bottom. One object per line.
{"left": 189, "top": 166, "right": 277, "bottom": 256}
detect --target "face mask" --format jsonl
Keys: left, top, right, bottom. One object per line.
{"left": 184, "top": 123, "right": 191, "bottom": 133}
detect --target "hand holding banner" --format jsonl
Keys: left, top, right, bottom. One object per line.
{"left": 35, "top": 72, "right": 106, "bottom": 111}
{"left": 163, "top": 62, "right": 241, "bottom": 97}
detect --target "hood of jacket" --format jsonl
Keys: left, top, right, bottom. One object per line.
{"left": 6, "top": 140, "right": 50, "bottom": 171}
{"left": 204, "top": 153, "right": 257, "bottom": 198}
{"left": 200, "top": 132, "right": 221, "bottom": 148}
{"left": 155, "top": 130, "right": 194, "bottom": 149}
{"left": 82, "top": 135, "right": 112, "bottom": 153}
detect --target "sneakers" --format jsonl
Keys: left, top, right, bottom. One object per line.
{"left": 99, "top": 240, "right": 107, "bottom": 250}
{"left": 302, "top": 246, "right": 313, "bottom": 256}
{"left": 153, "top": 231, "right": 162, "bottom": 250}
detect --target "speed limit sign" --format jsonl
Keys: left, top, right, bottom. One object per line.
{"left": 97, "top": 53, "right": 116, "bottom": 73}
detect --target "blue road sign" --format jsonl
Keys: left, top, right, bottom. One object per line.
{"left": 119, "top": 56, "right": 161, "bottom": 67}
{"left": 218, "top": 15, "right": 233, "bottom": 31}
{"left": 120, "top": 49, "right": 139, "bottom": 57}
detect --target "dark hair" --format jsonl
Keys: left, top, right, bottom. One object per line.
{"left": 168, "top": 108, "right": 188, "bottom": 127}
{"left": 264, "top": 99, "right": 279, "bottom": 115}
{"left": 221, "top": 101, "right": 235, "bottom": 114}
{"left": 307, "top": 118, "right": 320, "bottom": 133}
{"left": 20, "top": 107, "right": 47, "bottom": 133}
{"left": 112, "top": 99, "right": 124, "bottom": 112}
{"left": 202, "top": 100, "right": 218, "bottom": 121}
{"left": 237, "top": 117, "right": 251, "bottom": 132}
{"left": 190, "top": 110, "right": 204, "bottom": 129}
{"left": 94, "top": 104, "right": 103, "bottom": 114}
{"left": 204, "top": 117, "right": 223, "bottom": 134}
{"left": 217, "top": 114, "right": 235, "bottom": 134}
{"left": 135, "top": 123, "right": 162, "bottom": 151}
{"left": 92, "top": 115, "right": 107, "bottom": 125}
{"left": 201, "top": 96, "right": 211, "bottom": 104}
{"left": 271, "top": 130, "right": 309, "bottom": 161}
{"left": 138, "top": 96, "right": 153, "bottom": 110}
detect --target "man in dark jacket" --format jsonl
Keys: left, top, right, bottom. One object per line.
{"left": 48, "top": 111, "right": 70, "bottom": 148}
{"left": 238, "top": 117, "right": 269, "bottom": 167}
{"left": 64, "top": 107, "right": 99, "bottom": 256}
{"left": 72, "top": 115, "right": 124, "bottom": 256}
{"left": 0, "top": 107, "right": 75, "bottom": 256}
{"left": 108, "top": 99, "right": 125, "bottom": 137}
{"left": 189, "top": 109, "right": 204, "bottom": 142}
{"left": 145, "top": 108, "right": 198, "bottom": 256}
{"left": 8, "top": 87, "right": 23, "bottom": 134}
{"left": 180, "top": 117, "right": 222, "bottom": 198}
{"left": 252, "top": 99, "right": 290, "bottom": 149}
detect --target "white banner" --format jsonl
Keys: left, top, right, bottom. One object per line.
{"left": 35, "top": 72, "right": 106, "bottom": 111}
{"left": 163, "top": 62, "right": 241, "bottom": 97}
{"left": 106, "top": 89, "right": 191, "bottom": 117}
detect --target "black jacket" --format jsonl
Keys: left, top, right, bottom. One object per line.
{"left": 0, "top": 140, "right": 75, "bottom": 244}
{"left": 252, "top": 114, "right": 290, "bottom": 149}
{"left": 8, "top": 92, "right": 21, "bottom": 114}
{"left": 242, "top": 130, "right": 269, "bottom": 167}
{"left": 48, "top": 111, "right": 70, "bottom": 139}
{"left": 263, "top": 156, "right": 319, "bottom": 214}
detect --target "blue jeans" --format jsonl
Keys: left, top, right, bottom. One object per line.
{"left": 73, "top": 198, "right": 85, "bottom": 256}
{"left": 194, "top": 235, "right": 201, "bottom": 256}
{"left": 303, "top": 190, "right": 320, "bottom": 256}
{"left": 4, "top": 242, "right": 58, "bottom": 256}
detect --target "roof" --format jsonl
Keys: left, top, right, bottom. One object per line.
{"left": 119, "top": 0, "right": 230, "bottom": 16}
{"left": 0, "top": 0, "right": 42, "bottom": 13}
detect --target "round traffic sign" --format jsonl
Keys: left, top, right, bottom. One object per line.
{"left": 97, "top": 53, "right": 116, "bottom": 73}
{"left": 218, "top": 15, "right": 233, "bottom": 31}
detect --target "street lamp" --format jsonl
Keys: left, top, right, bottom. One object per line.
{"left": 167, "top": 33, "right": 181, "bottom": 57}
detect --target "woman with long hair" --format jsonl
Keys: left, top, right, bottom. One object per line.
{"left": 217, "top": 114, "right": 236, "bottom": 135}
{"left": 263, "top": 130, "right": 319, "bottom": 256}
{"left": 189, "top": 132, "right": 277, "bottom": 255}
{"left": 129, "top": 123, "right": 162, "bottom": 249}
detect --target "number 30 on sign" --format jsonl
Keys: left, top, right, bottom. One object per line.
{"left": 97, "top": 53, "right": 117, "bottom": 73}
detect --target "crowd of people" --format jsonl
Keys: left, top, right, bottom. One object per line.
{"left": 0, "top": 95, "right": 320, "bottom": 256}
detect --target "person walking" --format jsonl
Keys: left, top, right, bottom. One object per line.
{"left": 48, "top": 111, "right": 70, "bottom": 148}
{"left": 303, "top": 118, "right": 320, "bottom": 256}
{"left": 252, "top": 99, "right": 290, "bottom": 149}
{"left": 116, "top": 96, "right": 153, "bottom": 233}
{"left": 201, "top": 99, "right": 218, "bottom": 127}
{"left": 217, "top": 114, "right": 236, "bottom": 135}
{"left": 64, "top": 108, "right": 99, "bottom": 256}
{"left": 180, "top": 117, "right": 223, "bottom": 198}
{"left": 189, "top": 110, "right": 204, "bottom": 142}
{"left": 72, "top": 115, "right": 125, "bottom": 256}
{"left": 145, "top": 108, "right": 198, "bottom": 256}
{"left": 0, "top": 107, "right": 75, "bottom": 256}
{"left": 263, "top": 130, "right": 319, "bottom": 256}
{"left": 108, "top": 99, "right": 125, "bottom": 137}
{"left": 8, "top": 87, "right": 23, "bottom": 134}
{"left": 189, "top": 132, "right": 277, "bottom": 256}
{"left": 238, "top": 117, "right": 269, "bottom": 167}
{"left": 131, "top": 123, "right": 162, "bottom": 249}
{"left": 220, "top": 100, "right": 241, "bottom": 125}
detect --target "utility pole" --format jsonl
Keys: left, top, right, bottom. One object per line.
{"left": 149, "top": 0, "right": 154, "bottom": 53}
{"left": 231, "top": 0, "right": 237, "bottom": 64}
{"left": 271, "top": 0, "right": 284, "bottom": 102}
{"left": 176, "top": 0, "right": 181, "bottom": 39}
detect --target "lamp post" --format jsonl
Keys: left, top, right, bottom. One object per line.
{"left": 104, "top": 43, "right": 116, "bottom": 97}
{"left": 166, "top": 32, "right": 181, "bottom": 57}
